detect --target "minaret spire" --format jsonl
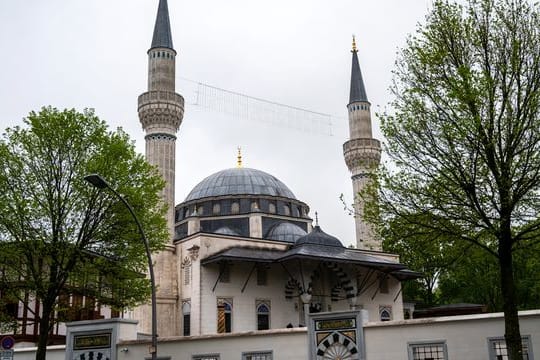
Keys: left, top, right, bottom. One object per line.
{"left": 151, "top": 0, "right": 174, "bottom": 50}
{"left": 349, "top": 36, "right": 368, "bottom": 104}
{"left": 343, "top": 38, "right": 382, "bottom": 250}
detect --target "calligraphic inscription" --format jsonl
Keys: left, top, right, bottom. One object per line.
{"left": 315, "top": 318, "right": 355, "bottom": 331}
{"left": 73, "top": 333, "right": 111, "bottom": 350}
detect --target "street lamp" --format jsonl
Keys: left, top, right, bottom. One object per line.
{"left": 84, "top": 174, "right": 158, "bottom": 360}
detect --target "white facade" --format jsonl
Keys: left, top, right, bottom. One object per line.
{"left": 173, "top": 233, "right": 406, "bottom": 337}
{"left": 14, "top": 310, "right": 540, "bottom": 359}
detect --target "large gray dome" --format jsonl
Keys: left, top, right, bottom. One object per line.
{"left": 184, "top": 167, "right": 296, "bottom": 202}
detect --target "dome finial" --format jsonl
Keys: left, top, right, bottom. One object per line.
{"left": 315, "top": 211, "right": 319, "bottom": 226}
{"left": 351, "top": 35, "right": 358, "bottom": 53}
{"left": 236, "top": 147, "right": 243, "bottom": 168}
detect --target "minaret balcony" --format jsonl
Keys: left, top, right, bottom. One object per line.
{"left": 138, "top": 90, "right": 185, "bottom": 131}
{"left": 138, "top": 90, "right": 184, "bottom": 109}
{"left": 343, "top": 138, "right": 382, "bottom": 171}
{"left": 343, "top": 138, "right": 381, "bottom": 152}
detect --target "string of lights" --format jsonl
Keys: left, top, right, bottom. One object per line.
{"left": 178, "top": 77, "right": 339, "bottom": 136}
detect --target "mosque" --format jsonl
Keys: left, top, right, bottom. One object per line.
{"left": 132, "top": 0, "right": 418, "bottom": 339}
{"left": 7, "top": 1, "right": 540, "bottom": 359}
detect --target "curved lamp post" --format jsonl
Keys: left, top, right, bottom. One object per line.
{"left": 84, "top": 174, "right": 157, "bottom": 360}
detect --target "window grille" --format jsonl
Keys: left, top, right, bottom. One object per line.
{"left": 192, "top": 354, "right": 220, "bottom": 360}
{"left": 488, "top": 336, "right": 533, "bottom": 360}
{"left": 408, "top": 341, "right": 448, "bottom": 360}
{"left": 242, "top": 351, "right": 273, "bottom": 360}
{"left": 182, "top": 301, "right": 191, "bottom": 336}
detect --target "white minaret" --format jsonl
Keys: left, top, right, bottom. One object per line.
{"left": 136, "top": 0, "right": 184, "bottom": 336}
{"left": 343, "top": 37, "right": 382, "bottom": 251}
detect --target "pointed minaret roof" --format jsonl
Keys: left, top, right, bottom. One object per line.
{"left": 150, "top": 0, "right": 174, "bottom": 50}
{"left": 349, "top": 36, "right": 368, "bottom": 104}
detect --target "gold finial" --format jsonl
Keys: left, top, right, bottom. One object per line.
{"left": 236, "top": 147, "right": 243, "bottom": 168}
{"left": 352, "top": 35, "right": 358, "bottom": 53}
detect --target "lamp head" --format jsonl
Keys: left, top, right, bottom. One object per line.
{"left": 84, "top": 174, "right": 109, "bottom": 189}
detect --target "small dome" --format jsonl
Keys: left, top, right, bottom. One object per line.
{"left": 266, "top": 222, "right": 307, "bottom": 243}
{"left": 184, "top": 167, "right": 296, "bottom": 202}
{"left": 215, "top": 226, "right": 240, "bottom": 236}
{"left": 295, "top": 226, "right": 343, "bottom": 247}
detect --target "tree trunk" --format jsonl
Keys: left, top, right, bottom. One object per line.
{"left": 499, "top": 234, "right": 522, "bottom": 360}
{"left": 35, "top": 299, "right": 54, "bottom": 360}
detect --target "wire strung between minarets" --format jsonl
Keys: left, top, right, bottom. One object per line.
{"left": 177, "top": 76, "right": 340, "bottom": 137}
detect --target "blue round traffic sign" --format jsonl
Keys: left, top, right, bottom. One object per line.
{"left": 1, "top": 336, "right": 15, "bottom": 350}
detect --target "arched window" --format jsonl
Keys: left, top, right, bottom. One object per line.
{"left": 379, "top": 306, "right": 392, "bottom": 321}
{"left": 268, "top": 203, "right": 276, "bottom": 214}
{"left": 257, "top": 302, "right": 270, "bottom": 330}
{"left": 283, "top": 204, "right": 290, "bottom": 216}
{"left": 213, "top": 203, "right": 221, "bottom": 215}
{"left": 217, "top": 299, "right": 232, "bottom": 333}
{"left": 182, "top": 301, "right": 191, "bottom": 336}
{"left": 231, "top": 202, "right": 240, "bottom": 214}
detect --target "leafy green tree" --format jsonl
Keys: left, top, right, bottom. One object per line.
{"left": 382, "top": 213, "right": 470, "bottom": 307}
{"left": 373, "top": 0, "right": 540, "bottom": 358}
{"left": 0, "top": 107, "right": 168, "bottom": 360}
{"left": 438, "top": 243, "right": 540, "bottom": 311}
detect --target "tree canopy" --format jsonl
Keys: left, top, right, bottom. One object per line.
{"left": 0, "top": 107, "right": 168, "bottom": 360}
{"left": 372, "top": 0, "right": 540, "bottom": 358}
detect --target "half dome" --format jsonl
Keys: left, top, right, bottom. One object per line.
{"left": 266, "top": 222, "right": 307, "bottom": 243}
{"left": 184, "top": 167, "right": 296, "bottom": 202}
{"left": 214, "top": 226, "right": 241, "bottom": 236}
{"left": 295, "top": 226, "right": 343, "bottom": 247}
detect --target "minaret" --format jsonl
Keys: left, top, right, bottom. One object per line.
{"left": 343, "top": 37, "right": 382, "bottom": 251}
{"left": 137, "top": 0, "right": 184, "bottom": 336}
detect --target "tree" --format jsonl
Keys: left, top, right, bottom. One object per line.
{"left": 438, "top": 242, "right": 540, "bottom": 311}
{"left": 374, "top": 0, "right": 540, "bottom": 358}
{"left": 382, "top": 213, "right": 470, "bottom": 307}
{"left": 0, "top": 107, "right": 168, "bottom": 360}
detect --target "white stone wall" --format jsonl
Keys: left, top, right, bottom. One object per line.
{"left": 118, "top": 329, "right": 308, "bottom": 360}
{"left": 364, "top": 310, "right": 540, "bottom": 360}
{"left": 16, "top": 310, "right": 540, "bottom": 359}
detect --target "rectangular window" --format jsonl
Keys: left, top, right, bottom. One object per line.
{"left": 408, "top": 341, "right": 448, "bottom": 360}
{"left": 219, "top": 263, "right": 230, "bottom": 283}
{"left": 184, "top": 265, "right": 191, "bottom": 285}
{"left": 379, "top": 275, "right": 389, "bottom": 294}
{"left": 256, "top": 267, "right": 267, "bottom": 286}
{"left": 488, "top": 336, "right": 533, "bottom": 360}
{"left": 192, "top": 355, "right": 220, "bottom": 360}
{"left": 242, "top": 351, "right": 273, "bottom": 360}
{"left": 183, "top": 314, "right": 190, "bottom": 336}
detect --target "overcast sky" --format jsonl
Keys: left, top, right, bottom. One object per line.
{"left": 0, "top": 0, "right": 433, "bottom": 247}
